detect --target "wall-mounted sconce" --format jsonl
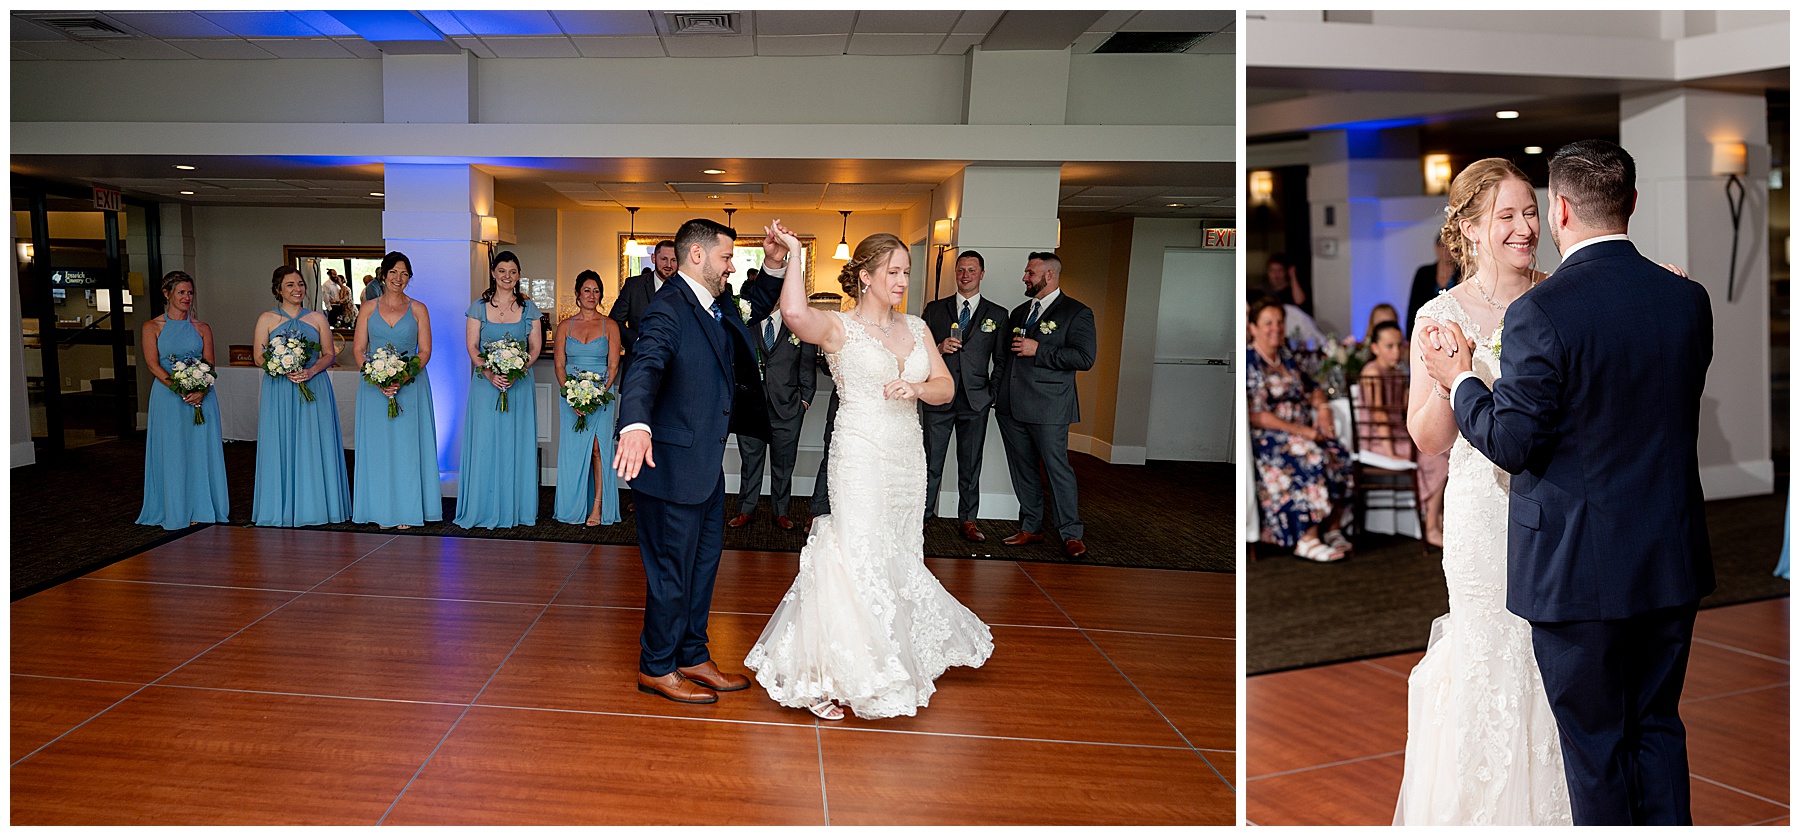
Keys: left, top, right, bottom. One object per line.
{"left": 932, "top": 218, "right": 956, "bottom": 248}
{"left": 1056, "top": 218, "right": 1063, "bottom": 249}
{"left": 1713, "top": 141, "right": 1749, "bottom": 302}
{"left": 17, "top": 242, "right": 34, "bottom": 264}
{"left": 478, "top": 215, "right": 500, "bottom": 244}
{"left": 833, "top": 210, "right": 852, "bottom": 260}
{"left": 1423, "top": 153, "right": 1454, "bottom": 196}
{"left": 1248, "top": 170, "right": 1274, "bottom": 206}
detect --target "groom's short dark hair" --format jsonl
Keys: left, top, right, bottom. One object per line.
{"left": 1548, "top": 139, "right": 1636, "bottom": 230}
{"left": 675, "top": 218, "right": 736, "bottom": 262}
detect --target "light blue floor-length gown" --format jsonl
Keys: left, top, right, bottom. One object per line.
{"left": 351, "top": 304, "right": 442, "bottom": 527}
{"left": 454, "top": 298, "right": 540, "bottom": 529}
{"left": 252, "top": 308, "right": 350, "bottom": 526}
{"left": 136, "top": 316, "right": 229, "bottom": 529}
{"left": 552, "top": 331, "right": 621, "bottom": 525}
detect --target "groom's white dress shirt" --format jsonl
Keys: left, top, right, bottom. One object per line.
{"left": 1449, "top": 234, "right": 1630, "bottom": 406}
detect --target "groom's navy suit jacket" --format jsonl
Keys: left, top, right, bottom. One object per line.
{"left": 1452, "top": 239, "right": 1714, "bottom": 623}
{"left": 618, "top": 270, "right": 784, "bottom": 505}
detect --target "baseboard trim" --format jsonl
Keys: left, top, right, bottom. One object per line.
{"left": 1070, "top": 433, "right": 1146, "bottom": 465}
{"left": 1699, "top": 459, "right": 1776, "bottom": 500}
{"left": 12, "top": 441, "right": 36, "bottom": 468}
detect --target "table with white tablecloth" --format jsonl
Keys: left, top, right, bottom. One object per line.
{"left": 215, "top": 366, "right": 363, "bottom": 448}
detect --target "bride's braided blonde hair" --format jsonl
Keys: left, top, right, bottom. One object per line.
{"left": 1440, "top": 157, "right": 1532, "bottom": 275}
{"left": 837, "top": 233, "right": 906, "bottom": 299}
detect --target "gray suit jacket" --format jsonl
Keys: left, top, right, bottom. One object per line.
{"left": 996, "top": 292, "right": 1097, "bottom": 425}
{"left": 921, "top": 294, "right": 1009, "bottom": 414}
{"left": 750, "top": 314, "right": 817, "bottom": 422}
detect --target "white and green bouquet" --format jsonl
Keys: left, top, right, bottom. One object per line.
{"left": 262, "top": 331, "right": 321, "bottom": 402}
{"left": 479, "top": 333, "right": 531, "bottom": 412}
{"left": 362, "top": 344, "right": 421, "bottom": 418}
{"left": 562, "top": 369, "right": 614, "bottom": 432}
{"left": 166, "top": 355, "right": 216, "bottom": 425}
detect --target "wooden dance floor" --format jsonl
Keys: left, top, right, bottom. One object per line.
{"left": 11, "top": 527, "right": 1233, "bottom": 825}
{"left": 1246, "top": 596, "right": 1790, "bottom": 825}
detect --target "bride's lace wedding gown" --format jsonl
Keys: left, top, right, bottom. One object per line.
{"left": 745, "top": 312, "right": 994, "bottom": 719}
{"left": 1394, "top": 294, "right": 1572, "bottom": 826}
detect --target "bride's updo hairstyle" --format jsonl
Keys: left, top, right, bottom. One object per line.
{"left": 1439, "top": 157, "right": 1532, "bottom": 275}
{"left": 837, "top": 233, "right": 907, "bottom": 300}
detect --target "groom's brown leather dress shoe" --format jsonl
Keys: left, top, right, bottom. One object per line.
{"left": 960, "top": 521, "right": 987, "bottom": 543}
{"left": 1002, "top": 531, "right": 1045, "bottom": 546}
{"left": 638, "top": 672, "right": 717, "bottom": 704}
{"left": 677, "top": 660, "right": 750, "bottom": 692}
{"left": 727, "top": 513, "right": 752, "bottom": 528}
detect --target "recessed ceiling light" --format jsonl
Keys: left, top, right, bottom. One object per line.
{"left": 1524, "top": 146, "right": 1543, "bottom": 155}
{"left": 1496, "top": 110, "right": 1519, "bottom": 119}
{"left": 710, "top": 195, "right": 720, "bottom": 199}
{"left": 1167, "top": 203, "right": 1188, "bottom": 208}
{"left": 179, "top": 190, "right": 195, "bottom": 195}
{"left": 174, "top": 165, "right": 196, "bottom": 171}
{"left": 702, "top": 169, "right": 726, "bottom": 175}
{"left": 369, "top": 192, "right": 385, "bottom": 197}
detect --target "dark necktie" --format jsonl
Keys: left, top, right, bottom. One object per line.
{"left": 1026, "top": 300, "right": 1042, "bottom": 327}
{"left": 764, "top": 319, "right": 777, "bottom": 351}
{"left": 958, "top": 299, "right": 971, "bottom": 332}
{"left": 709, "top": 300, "right": 723, "bottom": 324}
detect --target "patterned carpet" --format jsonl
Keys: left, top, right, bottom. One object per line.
{"left": 12, "top": 438, "right": 1233, "bottom": 598}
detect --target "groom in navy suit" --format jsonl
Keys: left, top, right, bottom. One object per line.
{"left": 1421, "top": 140, "right": 1714, "bottom": 825}
{"left": 615, "top": 218, "right": 787, "bottom": 704}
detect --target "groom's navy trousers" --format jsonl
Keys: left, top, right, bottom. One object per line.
{"left": 1452, "top": 239, "right": 1713, "bottom": 825}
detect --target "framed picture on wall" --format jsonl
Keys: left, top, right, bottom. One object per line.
{"left": 282, "top": 245, "right": 386, "bottom": 333}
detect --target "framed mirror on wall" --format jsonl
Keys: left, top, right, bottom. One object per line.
{"left": 610, "top": 233, "right": 821, "bottom": 322}
{"left": 282, "top": 245, "right": 386, "bottom": 333}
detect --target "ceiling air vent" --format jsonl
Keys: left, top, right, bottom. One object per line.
{"left": 1093, "top": 31, "right": 1207, "bottom": 54}
{"left": 664, "top": 12, "right": 740, "bottom": 35}
{"left": 38, "top": 17, "right": 134, "bottom": 39}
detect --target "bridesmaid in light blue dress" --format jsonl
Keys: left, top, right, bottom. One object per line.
{"left": 454, "top": 250, "right": 542, "bottom": 529}
{"left": 351, "top": 252, "right": 442, "bottom": 529}
{"left": 137, "top": 271, "right": 229, "bottom": 529}
{"left": 552, "top": 270, "right": 622, "bottom": 526}
{"left": 251, "top": 266, "right": 350, "bottom": 527}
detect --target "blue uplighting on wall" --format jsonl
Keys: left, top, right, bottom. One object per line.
{"left": 1309, "top": 116, "right": 1429, "bottom": 133}
{"left": 325, "top": 11, "right": 447, "bottom": 43}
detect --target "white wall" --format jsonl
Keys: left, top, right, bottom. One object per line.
{"left": 1066, "top": 53, "right": 1236, "bottom": 126}
{"left": 190, "top": 206, "right": 384, "bottom": 349}
{"left": 1112, "top": 217, "right": 1208, "bottom": 461}
{"left": 11, "top": 58, "right": 383, "bottom": 123}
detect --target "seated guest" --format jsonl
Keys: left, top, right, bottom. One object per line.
{"left": 1364, "top": 318, "right": 1448, "bottom": 547}
{"left": 1247, "top": 297, "right": 1353, "bottom": 561}
{"left": 1365, "top": 303, "right": 1399, "bottom": 341}
{"left": 1263, "top": 252, "right": 1309, "bottom": 313}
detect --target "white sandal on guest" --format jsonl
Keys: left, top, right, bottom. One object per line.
{"left": 1322, "top": 529, "right": 1352, "bottom": 554}
{"left": 1294, "top": 537, "right": 1345, "bottom": 563}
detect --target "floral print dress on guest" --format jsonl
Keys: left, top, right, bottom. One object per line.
{"left": 1247, "top": 346, "right": 1353, "bottom": 548}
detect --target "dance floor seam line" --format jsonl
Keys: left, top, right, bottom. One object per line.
{"left": 1361, "top": 659, "right": 1411, "bottom": 680}
{"left": 1690, "top": 772, "right": 1791, "bottom": 810}
{"left": 1680, "top": 680, "right": 1787, "bottom": 705}
{"left": 1247, "top": 749, "right": 1405, "bottom": 781}
{"left": 814, "top": 724, "right": 831, "bottom": 825}
{"left": 375, "top": 553, "right": 592, "bottom": 825}
{"left": 1692, "top": 635, "right": 1790, "bottom": 665}
{"left": 1083, "top": 627, "right": 1232, "bottom": 641}
{"left": 814, "top": 724, "right": 1206, "bottom": 752}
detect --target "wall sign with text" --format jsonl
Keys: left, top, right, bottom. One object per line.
{"left": 1203, "top": 226, "right": 1237, "bottom": 250}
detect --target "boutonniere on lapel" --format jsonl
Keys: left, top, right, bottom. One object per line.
{"left": 981, "top": 318, "right": 996, "bottom": 333}
{"left": 1037, "top": 320, "right": 1058, "bottom": 335}
{"left": 735, "top": 297, "right": 751, "bottom": 322}
{"left": 788, "top": 333, "right": 801, "bottom": 347}
{"left": 1491, "top": 322, "right": 1503, "bottom": 358}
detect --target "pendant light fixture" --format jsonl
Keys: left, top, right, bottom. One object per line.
{"left": 834, "top": 210, "right": 852, "bottom": 260}
{"left": 724, "top": 207, "right": 736, "bottom": 227}
{"left": 626, "top": 206, "right": 640, "bottom": 246}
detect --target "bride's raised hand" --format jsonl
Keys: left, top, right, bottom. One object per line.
{"left": 772, "top": 219, "right": 802, "bottom": 256}
{"left": 761, "top": 223, "right": 789, "bottom": 262}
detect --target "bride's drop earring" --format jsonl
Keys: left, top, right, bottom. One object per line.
{"left": 1472, "top": 241, "right": 1480, "bottom": 261}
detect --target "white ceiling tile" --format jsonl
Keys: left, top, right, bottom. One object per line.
{"left": 163, "top": 39, "right": 276, "bottom": 59}
{"left": 1070, "top": 32, "right": 1109, "bottom": 54}
{"left": 104, "top": 11, "right": 234, "bottom": 39}
{"left": 1186, "top": 32, "right": 1235, "bottom": 54}
{"left": 449, "top": 10, "right": 562, "bottom": 37}
{"left": 417, "top": 11, "right": 469, "bottom": 37}
{"left": 571, "top": 36, "right": 666, "bottom": 58}
{"left": 937, "top": 34, "right": 983, "bottom": 55}
{"left": 847, "top": 33, "right": 946, "bottom": 56}
{"left": 753, "top": 10, "right": 856, "bottom": 36}
{"left": 12, "top": 16, "right": 68, "bottom": 42}
{"left": 952, "top": 11, "right": 1004, "bottom": 35}
{"left": 854, "top": 11, "right": 961, "bottom": 34}
{"left": 14, "top": 40, "right": 120, "bottom": 60}
{"left": 755, "top": 34, "right": 847, "bottom": 57}
{"left": 249, "top": 38, "right": 356, "bottom": 59}
{"left": 1219, "top": 20, "right": 1237, "bottom": 34}
{"left": 451, "top": 36, "right": 497, "bottom": 59}
{"left": 1060, "top": 186, "right": 1089, "bottom": 199}
{"left": 765, "top": 183, "right": 828, "bottom": 197}
{"left": 332, "top": 37, "right": 384, "bottom": 59}
{"left": 196, "top": 11, "right": 325, "bottom": 38}
{"left": 12, "top": 47, "right": 47, "bottom": 60}
{"left": 289, "top": 12, "right": 356, "bottom": 38}
{"left": 1077, "top": 186, "right": 1167, "bottom": 198}
{"left": 1091, "top": 11, "right": 1138, "bottom": 32}
{"left": 551, "top": 10, "right": 657, "bottom": 36}
{"left": 1123, "top": 11, "right": 1236, "bottom": 32}
{"left": 480, "top": 36, "right": 581, "bottom": 58}
{"left": 91, "top": 39, "right": 199, "bottom": 60}
{"left": 663, "top": 35, "right": 754, "bottom": 58}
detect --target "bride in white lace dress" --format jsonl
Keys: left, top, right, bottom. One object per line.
{"left": 745, "top": 223, "right": 994, "bottom": 720}
{"left": 1395, "top": 159, "right": 1571, "bottom": 825}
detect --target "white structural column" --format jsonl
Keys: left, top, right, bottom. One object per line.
{"left": 1306, "top": 128, "right": 1424, "bottom": 337}
{"left": 1621, "top": 87, "right": 1773, "bottom": 498}
{"left": 381, "top": 163, "right": 495, "bottom": 494}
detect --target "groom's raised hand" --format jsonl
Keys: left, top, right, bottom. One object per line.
{"left": 614, "top": 428, "right": 655, "bottom": 481}
{"left": 1418, "top": 320, "right": 1474, "bottom": 390}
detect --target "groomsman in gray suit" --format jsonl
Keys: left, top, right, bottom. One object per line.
{"left": 730, "top": 287, "right": 817, "bottom": 530}
{"left": 921, "top": 250, "right": 1010, "bottom": 542}
{"left": 995, "top": 252, "right": 1097, "bottom": 557}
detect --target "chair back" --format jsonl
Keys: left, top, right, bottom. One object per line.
{"left": 1350, "top": 370, "right": 1416, "bottom": 462}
